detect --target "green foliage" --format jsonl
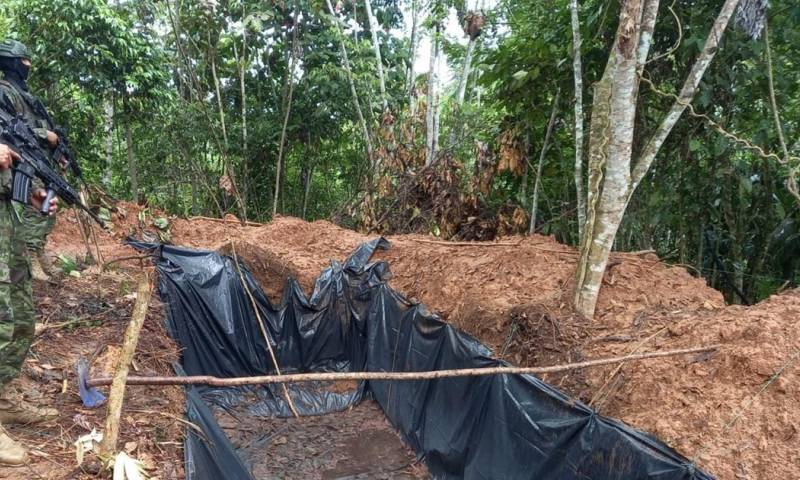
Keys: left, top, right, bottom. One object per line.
{"left": 57, "top": 254, "right": 78, "bottom": 276}
{"left": 0, "top": 0, "right": 796, "bottom": 303}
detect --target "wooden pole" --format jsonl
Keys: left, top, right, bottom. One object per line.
{"left": 99, "top": 273, "right": 152, "bottom": 456}
{"left": 87, "top": 344, "right": 718, "bottom": 388}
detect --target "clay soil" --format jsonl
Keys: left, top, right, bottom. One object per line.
{"left": 23, "top": 203, "right": 800, "bottom": 479}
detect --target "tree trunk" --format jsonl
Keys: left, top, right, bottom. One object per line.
{"left": 456, "top": 38, "right": 477, "bottom": 107}
{"left": 407, "top": 0, "right": 420, "bottom": 116}
{"left": 574, "top": 0, "right": 740, "bottom": 318}
{"left": 520, "top": 130, "right": 531, "bottom": 201}
{"left": 433, "top": 49, "right": 442, "bottom": 157}
{"left": 302, "top": 163, "right": 314, "bottom": 220}
{"left": 695, "top": 220, "right": 705, "bottom": 272}
{"left": 365, "top": 0, "right": 388, "bottom": 110}
{"left": 103, "top": 98, "right": 114, "bottom": 187}
{"left": 191, "top": 169, "right": 198, "bottom": 215}
{"left": 273, "top": 7, "right": 301, "bottom": 217}
{"left": 574, "top": 0, "right": 648, "bottom": 318}
{"left": 205, "top": 29, "right": 246, "bottom": 219}
{"left": 569, "top": 0, "right": 586, "bottom": 242}
{"left": 325, "top": 0, "right": 375, "bottom": 168}
{"left": 425, "top": 24, "right": 440, "bottom": 165}
{"left": 236, "top": 14, "right": 249, "bottom": 220}
{"left": 125, "top": 117, "right": 138, "bottom": 203}
{"left": 630, "top": 0, "right": 741, "bottom": 192}
{"left": 529, "top": 91, "right": 560, "bottom": 234}
{"left": 209, "top": 38, "right": 229, "bottom": 150}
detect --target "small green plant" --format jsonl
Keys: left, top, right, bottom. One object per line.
{"left": 118, "top": 279, "right": 133, "bottom": 296}
{"left": 57, "top": 254, "right": 79, "bottom": 276}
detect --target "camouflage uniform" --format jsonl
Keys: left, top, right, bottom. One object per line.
{"left": 0, "top": 161, "right": 35, "bottom": 390}
{"left": 0, "top": 39, "right": 59, "bottom": 466}
{"left": 0, "top": 40, "right": 49, "bottom": 393}
{"left": 0, "top": 77, "right": 56, "bottom": 252}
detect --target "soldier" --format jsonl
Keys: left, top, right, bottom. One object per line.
{"left": 0, "top": 39, "right": 61, "bottom": 281}
{"left": 0, "top": 43, "right": 60, "bottom": 467}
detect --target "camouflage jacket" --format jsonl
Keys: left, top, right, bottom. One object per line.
{"left": 0, "top": 77, "right": 54, "bottom": 148}
{"left": 0, "top": 76, "right": 55, "bottom": 244}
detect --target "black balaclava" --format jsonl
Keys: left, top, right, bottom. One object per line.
{"left": 0, "top": 57, "right": 30, "bottom": 91}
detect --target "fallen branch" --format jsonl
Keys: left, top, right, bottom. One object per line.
{"left": 87, "top": 345, "right": 718, "bottom": 387}
{"left": 35, "top": 317, "right": 97, "bottom": 336}
{"left": 99, "top": 273, "right": 152, "bottom": 457}
{"left": 188, "top": 216, "right": 264, "bottom": 227}
{"left": 409, "top": 238, "right": 523, "bottom": 247}
{"left": 628, "top": 249, "right": 656, "bottom": 256}
{"left": 102, "top": 254, "right": 151, "bottom": 270}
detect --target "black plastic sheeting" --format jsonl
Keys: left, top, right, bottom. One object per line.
{"left": 137, "top": 239, "right": 714, "bottom": 480}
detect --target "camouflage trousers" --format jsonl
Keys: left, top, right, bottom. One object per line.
{"left": 0, "top": 200, "right": 34, "bottom": 393}
{"left": 15, "top": 202, "right": 55, "bottom": 252}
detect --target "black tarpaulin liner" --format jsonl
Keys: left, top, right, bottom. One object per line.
{"left": 136, "top": 239, "right": 714, "bottom": 480}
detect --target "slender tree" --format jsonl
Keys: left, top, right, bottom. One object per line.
{"left": 325, "top": 0, "right": 375, "bottom": 168}
{"left": 575, "top": 0, "right": 742, "bottom": 318}
{"left": 273, "top": 5, "right": 301, "bottom": 217}
{"left": 365, "top": 0, "right": 388, "bottom": 110}
{"left": 425, "top": 21, "right": 440, "bottom": 165}
{"left": 569, "top": 0, "right": 586, "bottom": 241}
{"left": 530, "top": 91, "right": 560, "bottom": 234}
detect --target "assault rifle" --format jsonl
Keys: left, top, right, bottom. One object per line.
{"left": 0, "top": 109, "right": 106, "bottom": 227}
{"left": 51, "top": 126, "right": 84, "bottom": 181}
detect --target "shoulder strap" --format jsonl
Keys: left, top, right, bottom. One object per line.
{"left": 0, "top": 84, "right": 16, "bottom": 114}
{"left": 17, "top": 88, "right": 54, "bottom": 129}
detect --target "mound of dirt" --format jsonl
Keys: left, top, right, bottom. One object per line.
{"left": 179, "top": 216, "right": 796, "bottom": 480}
{"left": 595, "top": 291, "right": 800, "bottom": 480}
{"left": 45, "top": 209, "right": 800, "bottom": 479}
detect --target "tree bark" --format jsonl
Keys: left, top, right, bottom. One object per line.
{"left": 569, "top": 0, "right": 586, "bottom": 241}
{"left": 574, "top": 0, "right": 647, "bottom": 318}
{"left": 407, "top": 0, "right": 420, "bottom": 116}
{"left": 433, "top": 49, "right": 442, "bottom": 157}
{"left": 325, "top": 0, "right": 375, "bottom": 168}
{"left": 425, "top": 23, "right": 440, "bottom": 165}
{"left": 456, "top": 38, "right": 477, "bottom": 107}
{"left": 529, "top": 91, "right": 560, "bottom": 234}
{"left": 87, "top": 345, "right": 718, "bottom": 387}
{"left": 99, "top": 274, "right": 152, "bottom": 456}
{"left": 365, "top": 0, "right": 388, "bottom": 110}
{"left": 574, "top": 0, "right": 740, "bottom": 318}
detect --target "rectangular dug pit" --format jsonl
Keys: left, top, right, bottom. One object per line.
{"left": 217, "top": 397, "right": 427, "bottom": 479}
{"left": 139, "top": 239, "right": 714, "bottom": 480}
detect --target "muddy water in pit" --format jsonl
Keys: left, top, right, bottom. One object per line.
{"left": 216, "top": 400, "right": 430, "bottom": 479}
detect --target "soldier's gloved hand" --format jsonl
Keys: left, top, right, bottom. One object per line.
{"left": 46, "top": 130, "right": 59, "bottom": 148}
{"left": 31, "top": 188, "right": 59, "bottom": 215}
{"left": 0, "top": 144, "right": 20, "bottom": 170}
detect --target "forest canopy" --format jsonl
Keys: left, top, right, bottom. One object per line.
{"left": 0, "top": 0, "right": 798, "bottom": 307}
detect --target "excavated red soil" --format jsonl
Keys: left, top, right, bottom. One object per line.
{"left": 41, "top": 204, "right": 800, "bottom": 480}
